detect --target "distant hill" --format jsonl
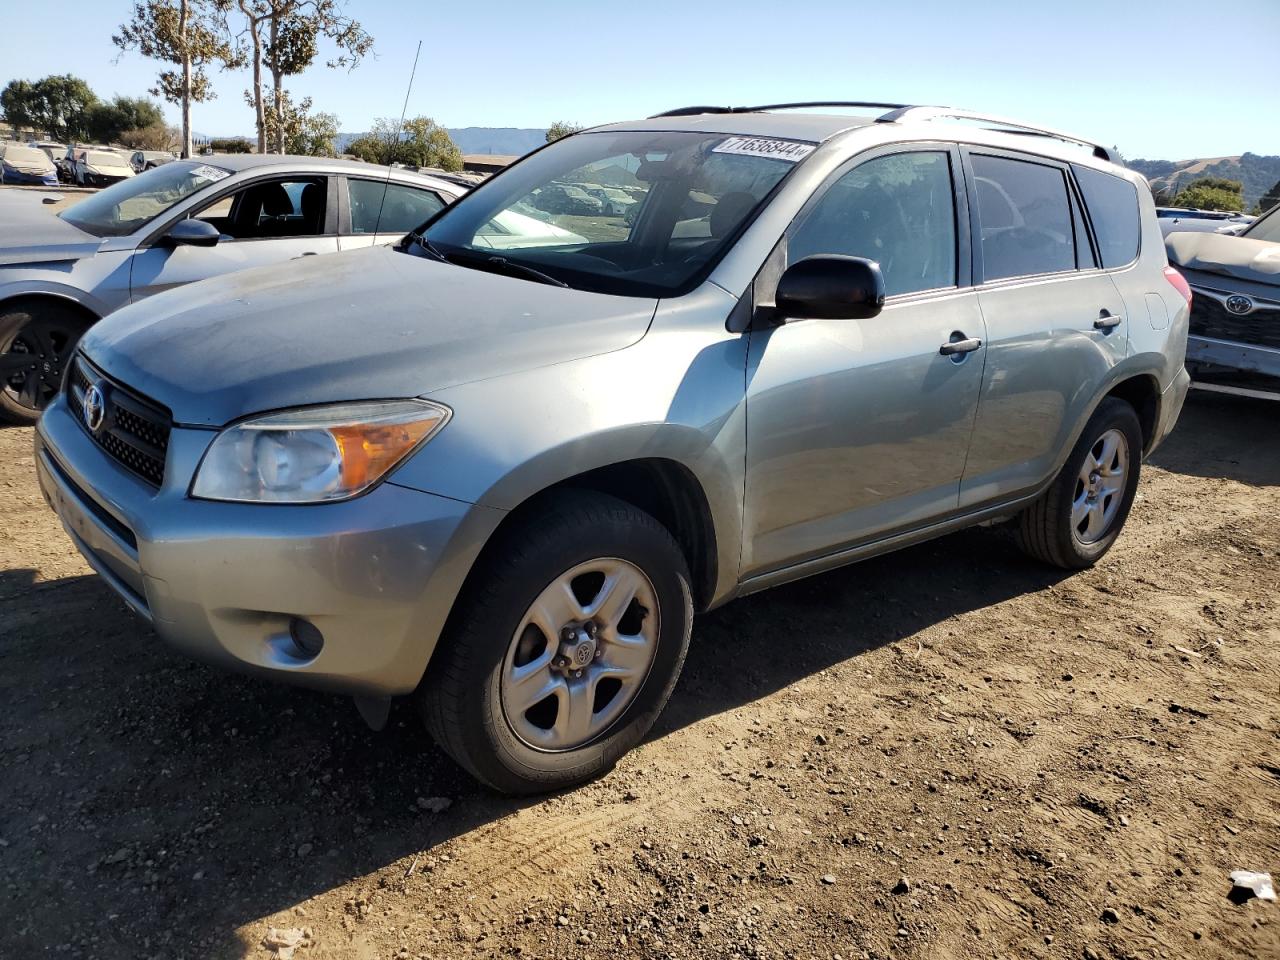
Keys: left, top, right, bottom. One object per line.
{"left": 330, "top": 127, "right": 544, "bottom": 159}
{"left": 446, "top": 127, "right": 546, "bottom": 156}
{"left": 1127, "top": 153, "right": 1280, "bottom": 210}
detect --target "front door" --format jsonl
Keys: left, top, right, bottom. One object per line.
{"left": 742, "top": 147, "right": 986, "bottom": 577}
{"left": 957, "top": 149, "right": 1128, "bottom": 508}
{"left": 129, "top": 175, "right": 339, "bottom": 301}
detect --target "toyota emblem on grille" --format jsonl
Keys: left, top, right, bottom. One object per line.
{"left": 1225, "top": 294, "right": 1255, "bottom": 316}
{"left": 83, "top": 384, "right": 105, "bottom": 433}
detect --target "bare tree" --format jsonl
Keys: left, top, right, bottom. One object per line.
{"left": 236, "top": 0, "right": 372, "bottom": 154}
{"left": 114, "top": 0, "right": 237, "bottom": 158}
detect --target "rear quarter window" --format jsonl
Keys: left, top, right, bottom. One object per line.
{"left": 1073, "top": 166, "right": 1140, "bottom": 268}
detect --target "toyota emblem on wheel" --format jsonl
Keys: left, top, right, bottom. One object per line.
{"left": 1225, "top": 294, "right": 1255, "bottom": 316}
{"left": 82, "top": 385, "right": 105, "bottom": 433}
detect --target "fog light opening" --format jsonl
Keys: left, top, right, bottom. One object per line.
{"left": 289, "top": 617, "right": 325, "bottom": 658}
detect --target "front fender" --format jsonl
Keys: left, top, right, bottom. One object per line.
{"left": 390, "top": 286, "right": 749, "bottom": 605}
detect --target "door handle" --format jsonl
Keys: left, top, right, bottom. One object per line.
{"left": 939, "top": 336, "right": 982, "bottom": 356}
{"left": 291, "top": 252, "right": 319, "bottom": 260}
{"left": 1094, "top": 313, "right": 1122, "bottom": 331}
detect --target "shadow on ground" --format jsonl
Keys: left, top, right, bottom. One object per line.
{"left": 1148, "top": 389, "right": 1280, "bottom": 487}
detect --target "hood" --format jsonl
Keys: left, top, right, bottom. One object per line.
{"left": 85, "top": 161, "right": 133, "bottom": 176}
{"left": 3, "top": 156, "right": 54, "bottom": 175}
{"left": 0, "top": 192, "right": 103, "bottom": 265}
{"left": 80, "top": 245, "right": 658, "bottom": 427}
{"left": 1165, "top": 231, "right": 1280, "bottom": 287}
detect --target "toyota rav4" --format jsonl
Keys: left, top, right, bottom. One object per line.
{"left": 35, "top": 102, "right": 1191, "bottom": 793}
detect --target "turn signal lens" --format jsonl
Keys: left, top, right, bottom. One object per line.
{"left": 191, "top": 400, "right": 450, "bottom": 503}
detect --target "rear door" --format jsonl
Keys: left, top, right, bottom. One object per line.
{"left": 338, "top": 178, "right": 452, "bottom": 250}
{"left": 958, "top": 149, "right": 1127, "bottom": 508}
{"left": 128, "top": 175, "right": 340, "bottom": 301}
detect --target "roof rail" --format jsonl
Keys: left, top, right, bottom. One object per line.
{"left": 878, "top": 106, "right": 1115, "bottom": 162}
{"left": 650, "top": 101, "right": 908, "bottom": 119}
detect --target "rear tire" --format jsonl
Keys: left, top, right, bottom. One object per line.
{"left": 0, "top": 302, "right": 91, "bottom": 425}
{"left": 420, "top": 490, "right": 693, "bottom": 794}
{"left": 1015, "top": 397, "right": 1143, "bottom": 569}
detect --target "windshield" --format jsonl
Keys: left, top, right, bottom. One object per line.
{"left": 59, "top": 161, "right": 231, "bottom": 237}
{"left": 413, "top": 130, "right": 808, "bottom": 297}
{"left": 1244, "top": 206, "right": 1280, "bottom": 244}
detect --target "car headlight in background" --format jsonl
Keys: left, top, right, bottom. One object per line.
{"left": 191, "top": 400, "right": 450, "bottom": 503}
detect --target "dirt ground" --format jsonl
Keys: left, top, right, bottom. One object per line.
{"left": 1, "top": 390, "right": 1277, "bottom": 960}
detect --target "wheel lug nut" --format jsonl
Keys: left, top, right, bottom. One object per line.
{"left": 573, "top": 670, "right": 582, "bottom": 679}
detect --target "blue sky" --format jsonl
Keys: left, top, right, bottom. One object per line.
{"left": 3, "top": 0, "right": 1278, "bottom": 159}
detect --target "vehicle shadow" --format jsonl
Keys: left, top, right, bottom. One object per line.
{"left": 0, "top": 521, "right": 1068, "bottom": 958}
{"left": 1147, "top": 389, "right": 1280, "bottom": 487}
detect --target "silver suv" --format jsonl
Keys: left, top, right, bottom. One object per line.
{"left": 35, "top": 102, "right": 1191, "bottom": 793}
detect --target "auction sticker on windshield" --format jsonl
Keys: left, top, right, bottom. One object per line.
{"left": 712, "top": 137, "right": 815, "bottom": 162}
{"left": 190, "top": 164, "right": 231, "bottom": 183}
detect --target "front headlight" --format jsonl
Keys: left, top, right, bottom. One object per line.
{"left": 191, "top": 400, "right": 450, "bottom": 503}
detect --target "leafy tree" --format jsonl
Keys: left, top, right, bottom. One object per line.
{"left": 1172, "top": 176, "right": 1246, "bottom": 212}
{"left": 256, "top": 88, "right": 337, "bottom": 155}
{"left": 114, "top": 0, "right": 238, "bottom": 159}
{"left": 347, "top": 116, "right": 462, "bottom": 171}
{"left": 119, "top": 122, "right": 181, "bottom": 151}
{"left": 4, "top": 75, "right": 101, "bottom": 141}
{"left": 208, "top": 136, "right": 253, "bottom": 153}
{"left": 86, "top": 95, "right": 165, "bottom": 144}
{"left": 546, "top": 120, "right": 583, "bottom": 143}
{"left": 0, "top": 80, "right": 40, "bottom": 136}
{"left": 1258, "top": 178, "right": 1280, "bottom": 216}
{"left": 235, "top": 0, "right": 372, "bottom": 153}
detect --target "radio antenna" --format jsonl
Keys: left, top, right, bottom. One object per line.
{"left": 372, "top": 39, "right": 423, "bottom": 237}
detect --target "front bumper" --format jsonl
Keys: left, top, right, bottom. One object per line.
{"left": 2, "top": 168, "right": 58, "bottom": 186}
{"left": 36, "top": 395, "right": 503, "bottom": 696}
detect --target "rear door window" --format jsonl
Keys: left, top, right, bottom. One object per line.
{"left": 1073, "top": 165, "right": 1140, "bottom": 268}
{"left": 349, "top": 180, "right": 446, "bottom": 234}
{"left": 971, "top": 154, "right": 1076, "bottom": 281}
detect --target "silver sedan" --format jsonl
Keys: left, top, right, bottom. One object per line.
{"left": 0, "top": 155, "right": 465, "bottom": 423}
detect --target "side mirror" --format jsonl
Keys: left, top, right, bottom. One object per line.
{"left": 774, "top": 255, "right": 885, "bottom": 321}
{"left": 163, "top": 218, "right": 220, "bottom": 248}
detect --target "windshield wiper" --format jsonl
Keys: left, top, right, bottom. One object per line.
{"left": 408, "top": 230, "right": 451, "bottom": 263}
{"left": 453, "top": 253, "right": 569, "bottom": 288}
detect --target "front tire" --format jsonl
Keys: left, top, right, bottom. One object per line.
{"left": 420, "top": 490, "right": 693, "bottom": 794}
{"left": 1015, "top": 397, "right": 1143, "bottom": 569}
{"left": 0, "top": 302, "right": 90, "bottom": 425}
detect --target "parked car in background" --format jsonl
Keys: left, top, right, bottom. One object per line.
{"left": 533, "top": 183, "right": 603, "bottom": 215}
{"left": 27, "top": 141, "right": 68, "bottom": 170}
{"left": 1165, "top": 202, "right": 1280, "bottom": 398}
{"left": 583, "top": 185, "right": 638, "bottom": 216}
{"left": 130, "top": 150, "right": 177, "bottom": 173}
{"left": 70, "top": 148, "right": 135, "bottom": 187}
{"left": 33, "top": 103, "right": 1190, "bottom": 794}
{"left": 1, "top": 145, "right": 60, "bottom": 186}
{"left": 1156, "top": 206, "right": 1254, "bottom": 237}
{"left": 0, "top": 155, "right": 463, "bottom": 422}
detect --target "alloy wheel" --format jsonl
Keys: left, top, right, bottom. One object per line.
{"left": 500, "top": 558, "right": 660, "bottom": 752}
{"left": 1071, "top": 427, "right": 1129, "bottom": 544}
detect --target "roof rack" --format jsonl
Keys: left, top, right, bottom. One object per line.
{"left": 877, "top": 106, "right": 1115, "bottom": 162}
{"left": 647, "top": 102, "right": 1115, "bottom": 163}
{"left": 650, "top": 101, "right": 908, "bottom": 118}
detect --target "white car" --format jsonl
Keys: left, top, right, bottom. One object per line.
{"left": 71, "top": 149, "right": 136, "bottom": 187}
{"left": 472, "top": 208, "right": 589, "bottom": 250}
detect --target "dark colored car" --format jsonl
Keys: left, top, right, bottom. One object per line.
{"left": 533, "top": 183, "right": 603, "bottom": 216}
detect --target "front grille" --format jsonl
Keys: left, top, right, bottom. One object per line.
{"left": 1189, "top": 290, "right": 1280, "bottom": 351}
{"left": 65, "top": 356, "right": 172, "bottom": 487}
